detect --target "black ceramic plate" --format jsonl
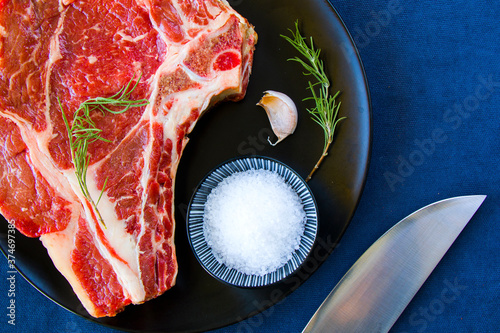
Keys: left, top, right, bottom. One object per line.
{"left": 0, "top": 0, "right": 371, "bottom": 332}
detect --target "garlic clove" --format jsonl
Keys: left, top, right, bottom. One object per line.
{"left": 257, "top": 90, "right": 298, "bottom": 146}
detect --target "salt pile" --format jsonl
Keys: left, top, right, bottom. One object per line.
{"left": 203, "top": 169, "right": 306, "bottom": 276}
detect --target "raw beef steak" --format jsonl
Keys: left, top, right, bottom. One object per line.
{"left": 0, "top": 0, "right": 257, "bottom": 317}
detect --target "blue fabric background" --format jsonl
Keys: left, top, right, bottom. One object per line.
{"left": 1, "top": 0, "right": 498, "bottom": 332}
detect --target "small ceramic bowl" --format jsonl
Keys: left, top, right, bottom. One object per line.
{"left": 186, "top": 156, "right": 318, "bottom": 288}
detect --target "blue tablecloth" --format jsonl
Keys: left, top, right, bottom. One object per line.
{"left": 1, "top": 0, "right": 498, "bottom": 332}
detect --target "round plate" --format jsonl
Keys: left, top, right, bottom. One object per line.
{"left": 0, "top": 0, "right": 371, "bottom": 332}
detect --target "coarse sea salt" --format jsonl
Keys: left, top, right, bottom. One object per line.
{"left": 203, "top": 169, "right": 306, "bottom": 276}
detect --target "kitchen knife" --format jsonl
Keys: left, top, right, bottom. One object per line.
{"left": 303, "top": 195, "right": 486, "bottom": 333}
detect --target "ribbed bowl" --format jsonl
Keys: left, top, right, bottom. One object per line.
{"left": 186, "top": 156, "right": 318, "bottom": 288}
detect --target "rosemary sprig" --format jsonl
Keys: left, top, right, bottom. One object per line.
{"left": 282, "top": 21, "right": 347, "bottom": 182}
{"left": 59, "top": 74, "right": 149, "bottom": 226}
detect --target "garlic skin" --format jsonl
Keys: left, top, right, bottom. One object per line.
{"left": 257, "top": 90, "right": 298, "bottom": 146}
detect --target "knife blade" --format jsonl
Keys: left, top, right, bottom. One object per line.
{"left": 303, "top": 195, "right": 486, "bottom": 333}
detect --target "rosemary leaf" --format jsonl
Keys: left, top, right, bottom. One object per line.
{"left": 282, "top": 21, "right": 346, "bottom": 182}
{"left": 59, "top": 74, "right": 148, "bottom": 226}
